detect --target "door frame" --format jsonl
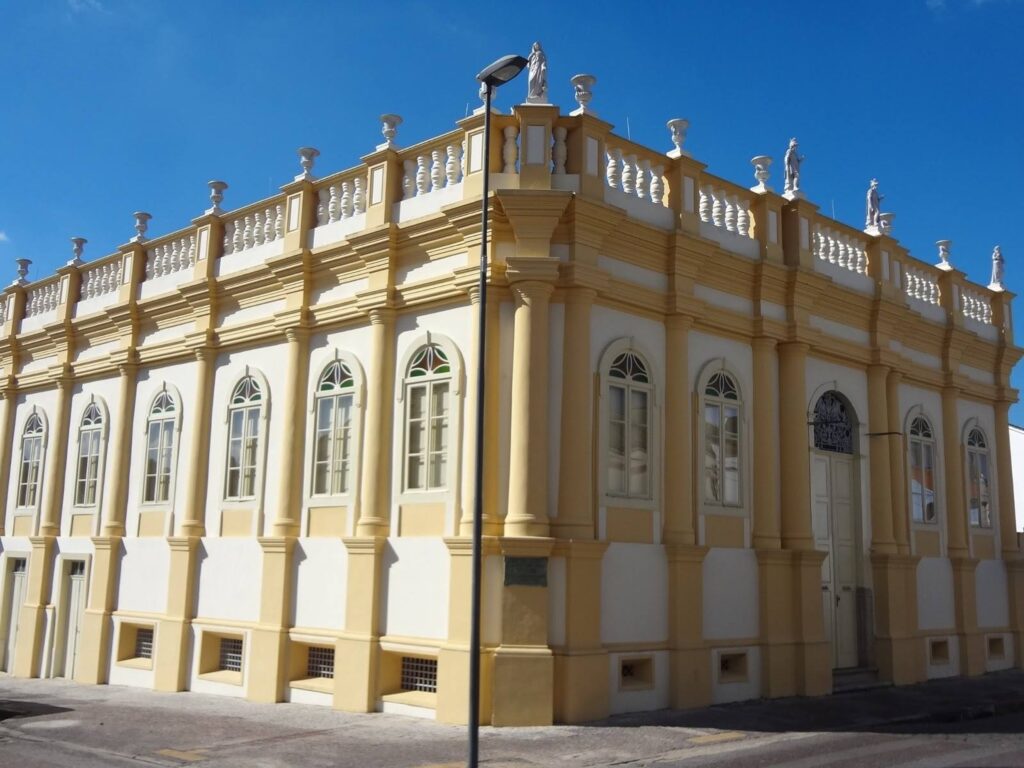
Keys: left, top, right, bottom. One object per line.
{"left": 49, "top": 554, "right": 92, "bottom": 679}
{"left": 1, "top": 552, "right": 31, "bottom": 672}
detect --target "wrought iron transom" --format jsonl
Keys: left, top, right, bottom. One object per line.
{"left": 813, "top": 391, "right": 854, "bottom": 454}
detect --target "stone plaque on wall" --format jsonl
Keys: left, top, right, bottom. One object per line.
{"left": 503, "top": 556, "right": 547, "bottom": 587}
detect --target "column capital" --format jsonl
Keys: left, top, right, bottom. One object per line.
{"left": 665, "top": 313, "right": 696, "bottom": 331}
{"left": 509, "top": 280, "right": 556, "bottom": 303}
{"left": 506, "top": 257, "right": 560, "bottom": 287}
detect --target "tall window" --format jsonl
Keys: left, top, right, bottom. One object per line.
{"left": 909, "top": 416, "right": 937, "bottom": 524}
{"left": 312, "top": 361, "right": 355, "bottom": 496}
{"left": 607, "top": 351, "right": 651, "bottom": 498}
{"left": 404, "top": 345, "right": 450, "bottom": 491}
{"left": 225, "top": 377, "right": 262, "bottom": 500}
{"left": 143, "top": 392, "right": 177, "bottom": 504}
{"left": 703, "top": 371, "right": 741, "bottom": 506}
{"left": 966, "top": 428, "right": 992, "bottom": 529}
{"left": 74, "top": 403, "right": 104, "bottom": 506}
{"left": 16, "top": 413, "right": 45, "bottom": 508}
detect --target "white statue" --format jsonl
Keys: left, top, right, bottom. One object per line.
{"left": 991, "top": 245, "right": 1005, "bottom": 289}
{"left": 783, "top": 138, "right": 804, "bottom": 198}
{"left": 527, "top": 42, "right": 548, "bottom": 103}
{"left": 865, "top": 179, "right": 883, "bottom": 230}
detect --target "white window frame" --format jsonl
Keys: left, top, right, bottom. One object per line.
{"left": 303, "top": 350, "right": 365, "bottom": 536}
{"left": 604, "top": 350, "right": 654, "bottom": 500}
{"left": 223, "top": 375, "right": 264, "bottom": 502}
{"left": 907, "top": 414, "right": 939, "bottom": 526}
{"left": 139, "top": 384, "right": 183, "bottom": 516}
{"left": 904, "top": 405, "right": 946, "bottom": 556}
{"left": 596, "top": 338, "right": 661, "bottom": 536}
{"left": 14, "top": 407, "right": 48, "bottom": 533}
{"left": 402, "top": 345, "right": 453, "bottom": 493}
{"left": 310, "top": 359, "right": 357, "bottom": 498}
{"left": 964, "top": 421, "right": 995, "bottom": 534}
{"left": 392, "top": 332, "right": 464, "bottom": 534}
{"left": 72, "top": 396, "right": 110, "bottom": 512}
{"left": 215, "top": 367, "right": 271, "bottom": 536}
{"left": 698, "top": 363, "right": 745, "bottom": 512}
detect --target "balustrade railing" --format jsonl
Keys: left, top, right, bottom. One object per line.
{"left": 961, "top": 286, "right": 993, "bottom": 325}
{"left": 399, "top": 132, "right": 466, "bottom": 200}
{"left": 605, "top": 142, "right": 668, "bottom": 207}
{"left": 812, "top": 222, "right": 868, "bottom": 275}
{"left": 146, "top": 233, "right": 196, "bottom": 280}
{"left": 25, "top": 279, "right": 60, "bottom": 317}
{"left": 316, "top": 169, "right": 369, "bottom": 226}
{"left": 903, "top": 263, "right": 941, "bottom": 307}
{"left": 79, "top": 256, "right": 123, "bottom": 300}
{"left": 223, "top": 201, "right": 285, "bottom": 255}
{"left": 698, "top": 181, "right": 754, "bottom": 238}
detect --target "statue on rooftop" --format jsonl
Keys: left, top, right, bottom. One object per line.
{"left": 527, "top": 42, "right": 548, "bottom": 104}
{"left": 865, "top": 179, "right": 883, "bottom": 230}
{"left": 783, "top": 138, "right": 804, "bottom": 199}
{"left": 991, "top": 245, "right": 1005, "bottom": 289}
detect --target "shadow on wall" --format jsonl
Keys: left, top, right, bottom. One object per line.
{"left": 575, "top": 670, "right": 1024, "bottom": 736}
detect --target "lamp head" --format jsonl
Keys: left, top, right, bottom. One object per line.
{"left": 476, "top": 54, "right": 529, "bottom": 88}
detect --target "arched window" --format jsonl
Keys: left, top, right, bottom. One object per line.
{"left": 312, "top": 360, "right": 355, "bottom": 496}
{"left": 703, "top": 371, "right": 741, "bottom": 506}
{"left": 225, "top": 377, "right": 262, "bottom": 500}
{"left": 144, "top": 391, "right": 178, "bottom": 504}
{"left": 813, "top": 391, "right": 854, "bottom": 455}
{"left": 403, "top": 344, "right": 451, "bottom": 491}
{"left": 16, "top": 413, "right": 45, "bottom": 508}
{"left": 966, "top": 428, "right": 992, "bottom": 529}
{"left": 607, "top": 351, "right": 651, "bottom": 498}
{"left": 74, "top": 403, "right": 104, "bottom": 506}
{"left": 908, "top": 416, "right": 937, "bottom": 524}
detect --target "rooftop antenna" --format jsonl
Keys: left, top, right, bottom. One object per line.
{"left": 626, "top": 116, "right": 632, "bottom": 141}
{"left": 831, "top": 199, "right": 836, "bottom": 220}
{"left": 465, "top": 102, "right": 469, "bottom": 118}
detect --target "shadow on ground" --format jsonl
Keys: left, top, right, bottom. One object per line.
{"left": 0, "top": 699, "right": 73, "bottom": 723}
{"left": 577, "top": 669, "right": 1024, "bottom": 736}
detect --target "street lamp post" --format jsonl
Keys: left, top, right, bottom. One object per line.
{"left": 469, "top": 53, "right": 528, "bottom": 768}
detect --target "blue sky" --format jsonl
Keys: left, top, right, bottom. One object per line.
{"left": 2, "top": 0, "right": 1023, "bottom": 412}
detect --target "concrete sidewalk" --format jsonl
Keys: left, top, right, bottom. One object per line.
{"left": 1, "top": 671, "right": 1023, "bottom": 767}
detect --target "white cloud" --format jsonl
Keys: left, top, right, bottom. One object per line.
{"left": 0, "top": 231, "right": 9, "bottom": 243}
{"left": 67, "top": 0, "right": 107, "bottom": 13}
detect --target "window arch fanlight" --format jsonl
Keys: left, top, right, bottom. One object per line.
{"left": 312, "top": 359, "right": 357, "bottom": 497}
{"left": 907, "top": 412, "right": 938, "bottom": 525}
{"left": 403, "top": 343, "right": 453, "bottom": 492}
{"left": 701, "top": 366, "right": 742, "bottom": 507}
{"left": 607, "top": 349, "right": 653, "bottom": 498}
{"left": 16, "top": 409, "right": 47, "bottom": 509}
{"left": 965, "top": 425, "right": 992, "bottom": 529}
{"left": 74, "top": 397, "right": 108, "bottom": 507}
{"left": 224, "top": 375, "right": 264, "bottom": 501}
{"left": 143, "top": 385, "right": 181, "bottom": 505}
{"left": 812, "top": 390, "right": 854, "bottom": 455}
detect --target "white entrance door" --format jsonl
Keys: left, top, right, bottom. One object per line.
{"left": 3, "top": 559, "right": 28, "bottom": 672}
{"left": 811, "top": 452, "right": 859, "bottom": 669}
{"left": 62, "top": 561, "right": 86, "bottom": 679}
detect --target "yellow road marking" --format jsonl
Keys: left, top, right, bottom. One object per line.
{"left": 687, "top": 731, "right": 746, "bottom": 745}
{"left": 156, "top": 748, "right": 209, "bottom": 762}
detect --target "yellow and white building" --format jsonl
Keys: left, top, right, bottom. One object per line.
{"left": 0, "top": 95, "right": 1022, "bottom": 726}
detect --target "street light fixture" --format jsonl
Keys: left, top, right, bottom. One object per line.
{"left": 468, "top": 52, "right": 528, "bottom": 768}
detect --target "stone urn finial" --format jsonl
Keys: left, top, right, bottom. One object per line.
{"left": 15, "top": 258, "right": 31, "bottom": 286}
{"left": 132, "top": 211, "right": 152, "bottom": 243}
{"left": 296, "top": 147, "right": 320, "bottom": 181}
{"left": 69, "top": 236, "right": 87, "bottom": 266}
{"left": 206, "top": 180, "right": 228, "bottom": 215}
{"left": 878, "top": 212, "right": 895, "bottom": 237}
{"left": 666, "top": 118, "right": 690, "bottom": 158}
{"left": 569, "top": 74, "right": 597, "bottom": 116}
{"left": 935, "top": 239, "right": 953, "bottom": 271}
{"left": 750, "top": 155, "right": 772, "bottom": 193}
{"left": 379, "top": 114, "right": 402, "bottom": 149}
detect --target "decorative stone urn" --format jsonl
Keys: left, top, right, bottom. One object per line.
{"left": 878, "top": 212, "right": 895, "bottom": 236}
{"left": 207, "top": 180, "right": 228, "bottom": 215}
{"left": 750, "top": 155, "right": 772, "bottom": 193}
{"left": 569, "top": 74, "right": 596, "bottom": 116}
{"left": 935, "top": 239, "right": 953, "bottom": 270}
{"left": 69, "top": 236, "right": 87, "bottom": 266}
{"left": 296, "top": 147, "right": 320, "bottom": 180}
{"left": 132, "top": 212, "right": 152, "bottom": 243}
{"left": 379, "top": 114, "right": 402, "bottom": 149}
{"left": 666, "top": 118, "right": 690, "bottom": 158}
{"left": 15, "top": 258, "right": 31, "bottom": 285}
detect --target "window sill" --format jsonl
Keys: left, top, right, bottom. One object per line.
{"left": 198, "top": 669, "right": 243, "bottom": 686}
{"left": 117, "top": 656, "right": 153, "bottom": 671}
{"left": 699, "top": 505, "right": 748, "bottom": 518}
{"left": 381, "top": 690, "right": 436, "bottom": 709}
{"left": 290, "top": 676, "right": 334, "bottom": 694}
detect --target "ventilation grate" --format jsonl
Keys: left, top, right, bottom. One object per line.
{"left": 306, "top": 646, "right": 335, "bottom": 679}
{"left": 400, "top": 656, "right": 437, "bottom": 693}
{"left": 219, "top": 637, "right": 243, "bottom": 672}
{"left": 134, "top": 628, "right": 154, "bottom": 659}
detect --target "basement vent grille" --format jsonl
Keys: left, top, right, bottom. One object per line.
{"left": 400, "top": 656, "right": 437, "bottom": 693}
{"left": 134, "top": 628, "right": 154, "bottom": 659}
{"left": 306, "top": 646, "right": 335, "bottom": 679}
{"left": 219, "top": 638, "right": 243, "bottom": 672}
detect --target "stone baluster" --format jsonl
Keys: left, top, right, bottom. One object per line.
{"left": 636, "top": 158, "right": 650, "bottom": 200}
{"left": 650, "top": 165, "right": 664, "bottom": 205}
{"left": 837, "top": 236, "right": 847, "bottom": 269}
{"left": 621, "top": 154, "right": 636, "bottom": 195}
{"left": 502, "top": 126, "right": 519, "bottom": 173}
{"left": 711, "top": 187, "right": 724, "bottom": 228}
{"left": 403, "top": 160, "right": 416, "bottom": 199}
{"left": 828, "top": 232, "right": 839, "bottom": 264}
{"left": 416, "top": 156, "right": 429, "bottom": 195}
{"left": 606, "top": 148, "right": 622, "bottom": 190}
{"left": 724, "top": 194, "right": 737, "bottom": 233}
{"left": 274, "top": 203, "right": 284, "bottom": 240}
{"left": 242, "top": 215, "right": 254, "bottom": 249}
{"left": 353, "top": 177, "right": 366, "bottom": 214}
{"left": 553, "top": 126, "right": 567, "bottom": 175}
{"left": 445, "top": 144, "right": 460, "bottom": 186}
{"left": 326, "top": 185, "right": 339, "bottom": 223}
{"left": 254, "top": 210, "right": 266, "bottom": 246}
{"left": 737, "top": 198, "right": 750, "bottom": 237}
{"left": 699, "top": 186, "right": 710, "bottom": 222}
{"left": 857, "top": 246, "right": 867, "bottom": 274}
{"left": 430, "top": 149, "right": 444, "bottom": 192}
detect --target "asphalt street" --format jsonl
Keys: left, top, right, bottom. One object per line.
{"left": 2, "top": 672, "right": 1024, "bottom": 767}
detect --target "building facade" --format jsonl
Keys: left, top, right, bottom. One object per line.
{"left": 0, "top": 96, "right": 1022, "bottom": 726}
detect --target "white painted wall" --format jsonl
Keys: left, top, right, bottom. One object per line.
{"left": 292, "top": 538, "right": 347, "bottom": 630}
{"left": 975, "top": 559, "right": 1010, "bottom": 629}
{"left": 917, "top": 557, "right": 955, "bottom": 631}
{"left": 380, "top": 538, "right": 449, "bottom": 640}
{"left": 194, "top": 539, "right": 262, "bottom": 623}
{"left": 702, "top": 549, "right": 759, "bottom": 639}
{"left": 117, "top": 538, "right": 170, "bottom": 615}
{"left": 600, "top": 543, "right": 668, "bottom": 644}
{"left": 710, "top": 645, "right": 762, "bottom": 704}
{"left": 607, "top": 649, "right": 670, "bottom": 715}
{"left": 1012, "top": 425, "right": 1024, "bottom": 534}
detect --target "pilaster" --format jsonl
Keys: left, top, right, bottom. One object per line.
{"left": 272, "top": 326, "right": 310, "bottom": 537}
{"left": 75, "top": 536, "right": 121, "bottom": 684}
{"left": 153, "top": 536, "right": 200, "bottom": 691}
{"left": 778, "top": 342, "right": 813, "bottom": 550}
{"left": 38, "top": 370, "right": 74, "bottom": 537}
{"left": 178, "top": 345, "right": 215, "bottom": 537}
{"left": 871, "top": 553, "right": 925, "bottom": 684}
{"left": 867, "top": 364, "right": 897, "bottom": 554}
{"left": 12, "top": 536, "right": 55, "bottom": 677}
{"left": 751, "top": 337, "right": 780, "bottom": 549}
{"left": 247, "top": 537, "right": 296, "bottom": 703}
{"left": 663, "top": 314, "right": 695, "bottom": 545}
{"left": 0, "top": 375, "right": 18, "bottom": 535}
{"left": 355, "top": 308, "right": 395, "bottom": 537}
{"left": 334, "top": 537, "right": 385, "bottom": 712}
{"left": 887, "top": 370, "right": 910, "bottom": 554}
{"left": 667, "top": 544, "right": 710, "bottom": 708}
{"left": 950, "top": 555, "right": 986, "bottom": 676}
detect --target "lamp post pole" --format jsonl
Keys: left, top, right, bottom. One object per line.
{"left": 469, "top": 52, "right": 527, "bottom": 768}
